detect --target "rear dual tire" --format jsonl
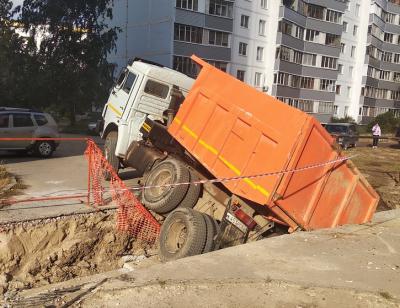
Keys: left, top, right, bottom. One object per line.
{"left": 159, "top": 208, "right": 219, "bottom": 262}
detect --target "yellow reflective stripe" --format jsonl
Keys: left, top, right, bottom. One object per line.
{"left": 108, "top": 103, "right": 122, "bottom": 117}
{"left": 218, "top": 156, "right": 241, "bottom": 176}
{"left": 199, "top": 139, "right": 218, "bottom": 155}
{"left": 143, "top": 123, "right": 151, "bottom": 132}
{"left": 182, "top": 125, "right": 198, "bottom": 139}
{"left": 176, "top": 120, "right": 271, "bottom": 198}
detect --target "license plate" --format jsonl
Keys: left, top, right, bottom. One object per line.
{"left": 226, "top": 212, "right": 247, "bottom": 233}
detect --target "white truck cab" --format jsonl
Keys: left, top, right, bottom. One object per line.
{"left": 101, "top": 59, "right": 194, "bottom": 174}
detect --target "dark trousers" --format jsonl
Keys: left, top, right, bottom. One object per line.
{"left": 373, "top": 136, "right": 379, "bottom": 147}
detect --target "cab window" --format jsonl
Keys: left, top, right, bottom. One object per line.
{"left": 122, "top": 72, "right": 137, "bottom": 93}
{"left": 13, "top": 114, "right": 34, "bottom": 127}
{"left": 0, "top": 114, "right": 9, "bottom": 128}
{"left": 115, "top": 69, "right": 128, "bottom": 88}
{"left": 144, "top": 80, "right": 169, "bottom": 99}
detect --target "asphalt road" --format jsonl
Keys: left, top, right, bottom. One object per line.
{"left": 0, "top": 134, "right": 111, "bottom": 223}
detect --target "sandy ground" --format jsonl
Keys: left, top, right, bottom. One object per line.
{"left": 346, "top": 144, "right": 400, "bottom": 210}
{"left": 7, "top": 210, "right": 400, "bottom": 308}
{"left": 0, "top": 210, "right": 156, "bottom": 297}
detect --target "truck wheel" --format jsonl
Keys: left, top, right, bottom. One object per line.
{"left": 143, "top": 159, "right": 190, "bottom": 214}
{"left": 159, "top": 208, "right": 207, "bottom": 262}
{"left": 202, "top": 214, "right": 219, "bottom": 254}
{"left": 34, "top": 141, "right": 55, "bottom": 158}
{"left": 104, "top": 131, "right": 119, "bottom": 180}
{"left": 179, "top": 170, "right": 202, "bottom": 209}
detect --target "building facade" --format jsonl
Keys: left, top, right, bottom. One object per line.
{"left": 110, "top": 0, "right": 400, "bottom": 124}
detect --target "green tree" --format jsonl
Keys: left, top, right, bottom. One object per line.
{"left": 367, "top": 111, "right": 400, "bottom": 134}
{"left": 1, "top": 0, "right": 118, "bottom": 123}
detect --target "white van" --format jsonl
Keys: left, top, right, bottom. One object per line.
{"left": 101, "top": 59, "right": 194, "bottom": 174}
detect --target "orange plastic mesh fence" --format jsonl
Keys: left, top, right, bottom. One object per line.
{"left": 85, "top": 140, "right": 160, "bottom": 244}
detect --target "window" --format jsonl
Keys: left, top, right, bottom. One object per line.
{"left": 207, "top": 60, "right": 228, "bottom": 72}
{"left": 208, "top": 30, "right": 229, "bottom": 47}
{"left": 176, "top": 0, "right": 198, "bottom": 11}
{"left": 384, "top": 33, "right": 393, "bottom": 43}
{"left": 336, "top": 85, "right": 341, "bottom": 95}
{"left": 340, "top": 43, "right": 345, "bottom": 54}
{"left": 355, "top": 4, "right": 360, "bottom": 17}
{"left": 353, "top": 25, "right": 358, "bottom": 36}
{"left": 0, "top": 114, "right": 9, "bottom": 128}
{"left": 338, "top": 64, "right": 343, "bottom": 74}
{"left": 325, "top": 33, "right": 340, "bottom": 47}
{"left": 320, "top": 79, "right": 336, "bottom": 92}
{"left": 254, "top": 72, "right": 263, "bottom": 87}
{"left": 383, "top": 52, "right": 393, "bottom": 62}
{"left": 209, "top": 0, "right": 233, "bottom": 18}
{"left": 259, "top": 20, "right": 266, "bottom": 36}
{"left": 260, "top": 0, "right": 267, "bottom": 9}
{"left": 237, "top": 70, "right": 245, "bottom": 81}
{"left": 347, "top": 86, "right": 352, "bottom": 98}
{"left": 318, "top": 102, "right": 334, "bottom": 114}
{"left": 239, "top": 42, "right": 247, "bottom": 56}
{"left": 116, "top": 69, "right": 128, "bottom": 88}
{"left": 13, "top": 114, "right": 34, "bottom": 127}
{"left": 300, "top": 77, "right": 314, "bottom": 89}
{"left": 395, "top": 54, "right": 400, "bottom": 63}
{"left": 351, "top": 46, "right": 356, "bottom": 57}
{"left": 333, "top": 105, "right": 339, "bottom": 115}
{"left": 326, "top": 10, "right": 342, "bottom": 23}
{"left": 344, "top": 106, "right": 349, "bottom": 116}
{"left": 349, "top": 66, "right": 354, "bottom": 76}
{"left": 303, "top": 53, "right": 316, "bottom": 66}
{"left": 241, "top": 15, "right": 249, "bottom": 28}
{"left": 394, "top": 72, "right": 400, "bottom": 82}
{"left": 34, "top": 114, "right": 48, "bottom": 126}
{"left": 122, "top": 72, "right": 137, "bottom": 93}
{"left": 256, "top": 47, "right": 264, "bottom": 61}
{"left": 305, "top": 29, "right": 320, "bottom": 42}
{"left": 144, "top": 80, "right": 169, "bottom": 99}
{"left": 173, "top": 56, "right": 199, "bottom": 77}
{"left": 174, "top": 23, "right": 203, "bottom": 44}
{"left": 307, "top": 3, "right": 324, "bottom": 20}
{"left": 321, "top": 56, "right": 338, "bottom": 69}
{"left": 342, "top": 21, "right": 348, "bottom": 32}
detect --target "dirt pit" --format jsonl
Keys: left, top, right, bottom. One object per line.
{"left": 0, "top": 211, "right": 155, "bottom": 295}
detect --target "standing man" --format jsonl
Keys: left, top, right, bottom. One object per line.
{"left": 372, "top": 123, "right": 381, "bottom": 148}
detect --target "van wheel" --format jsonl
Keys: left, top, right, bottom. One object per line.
{"left": 142, "top": 159, "right": 189, "bottom": 214}
{"left": 159, "top": 208, "right": 207, "bottom": 262}
{"left": 34, "top": 141, "right": 55, "bottom": 158}
{"left": 202, "top": 214, "right": 219, "bottom": 254}
{"left": 104, "top": 131, "right": 119, "bottom": 180}
{"left": 179, "top": 170, "right": 202, "bottom": 209}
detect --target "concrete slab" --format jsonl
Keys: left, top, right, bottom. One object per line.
{"left": 8, "top": 210, "right": 400, "bottom": 307}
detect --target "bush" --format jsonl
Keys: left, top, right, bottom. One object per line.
{"left": 330, "top": 116, "right": 356, "bottom": 124}
{"left": 367, "top": 111, "right": 400, "bottom": 134}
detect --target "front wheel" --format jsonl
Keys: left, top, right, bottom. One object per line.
{"left": 34, "top": 141, "right": 55, "bottom": 158}
{"left": 104, "top": 131, "right": 119, "bottom": 180}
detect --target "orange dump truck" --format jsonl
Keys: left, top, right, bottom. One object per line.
{"left": 124, "top": 55, "right": 379, "bottom": 261}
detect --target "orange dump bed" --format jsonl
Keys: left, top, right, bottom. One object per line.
{"left": 168, "top": 56, "right": 379, "bottom": 231}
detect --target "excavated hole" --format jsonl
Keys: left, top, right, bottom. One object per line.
{"left": 0, "top": 211, "right": 155, "bottom": 295}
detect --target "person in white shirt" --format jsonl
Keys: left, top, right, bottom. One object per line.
{"left": 371, "top": 123, "right": 381, "bottom": 148}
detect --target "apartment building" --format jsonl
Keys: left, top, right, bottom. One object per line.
{"left": 109, "top": 0, "right": 400, "bottom": 124}
{"left": 108, "top": 0, "right": 233, "bottom": 77}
